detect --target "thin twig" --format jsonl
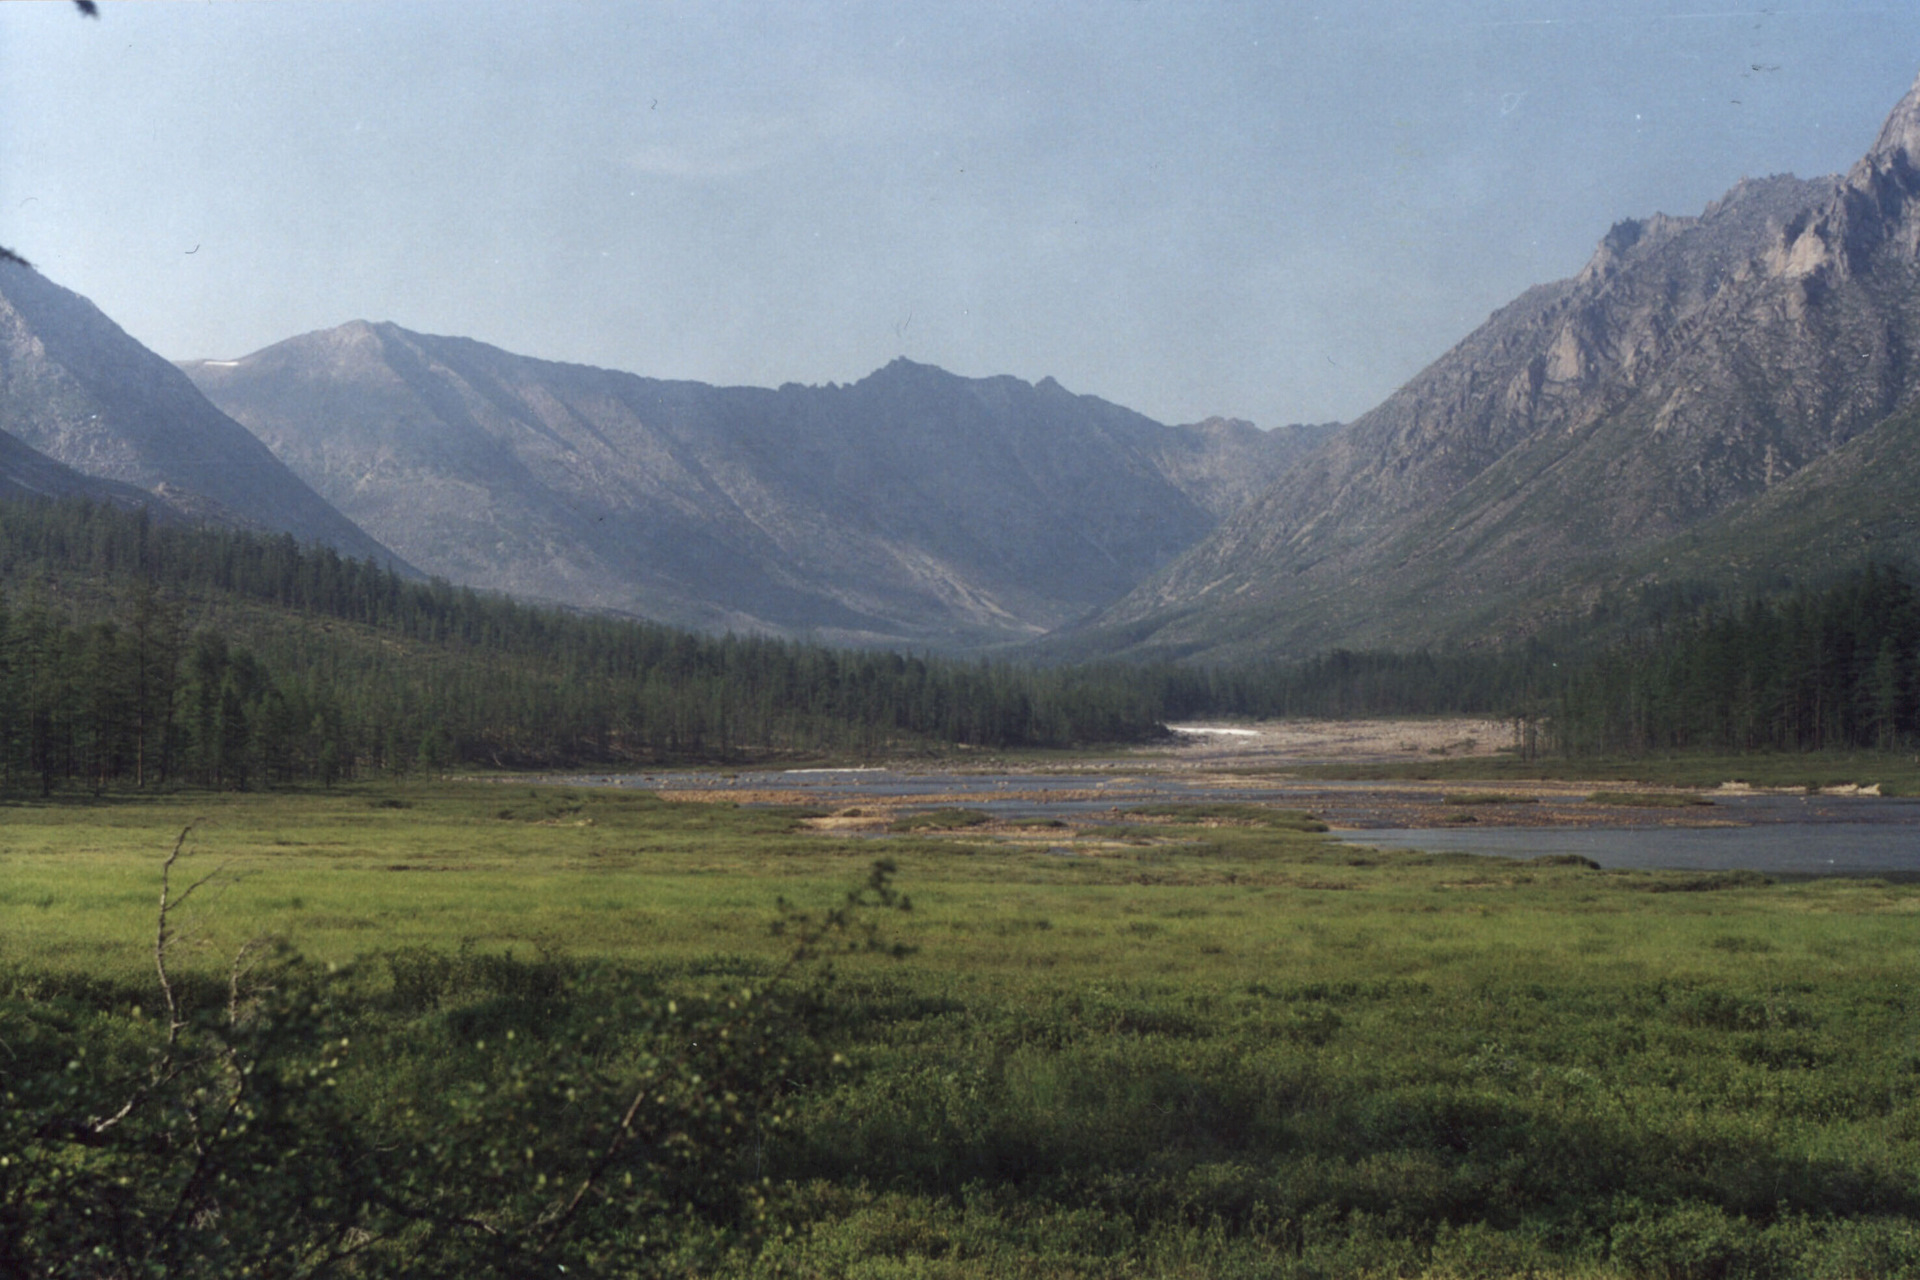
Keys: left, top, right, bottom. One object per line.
{"left": 84, "top": 825, "right": 223, "bottom": 1138}
{"left": 156, "top": 825, "right": 194, "bottom": 1047}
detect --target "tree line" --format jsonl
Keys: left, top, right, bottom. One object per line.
{"left": 1553, "top": 563, "right": 1920, "bottom": 754}
{"left": 0, "top": 497, "right": 1178, "bottom": 791}
{"left": 9, "top": 493, "right": 1911, "bottom": 793}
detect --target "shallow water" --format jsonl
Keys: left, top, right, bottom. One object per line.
{"left": 1337, "top": 824, "right": 1920, "bottom": 877}
{"left": 553, "top": 768, "right": 1920, "bottom": 876}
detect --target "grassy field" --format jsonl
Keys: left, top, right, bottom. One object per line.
{"left": 8, "top": 782, "right": 1920, "bottom": 1276}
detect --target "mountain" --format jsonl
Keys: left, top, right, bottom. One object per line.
{"left": 0, "top": 426, "right": 158, "bottom": 508}
{"left": 1144, "top": 415, "right": 1339, "bottom": 520}
{"left": 1613, "top": 392, "right": 1920, "bottom": 597}
{"left": 1067, "top": 69, "right": 1920, "bottom": 661}
{"left": 0, "top": 263, "right": 403, "bottom": 564}
{"left": 183, "top": 326, "right": 1325, "bottom": 648}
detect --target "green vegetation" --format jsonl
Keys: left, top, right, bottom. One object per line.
{"left": 1558, "top": 564, "right": 1920, "bottom": 756}
{"left": 1123, "top": 803, "right": 1329, "bottom": 832}
{"left": 1441, "top": 793, "right": 1538, "bottom": 806}
{"left": 1149, "top": 647, "right": 1556, "bottom": 722}
{"left": 889, "top": 807, "right": 993, "bottom": 831}
{"left": 10, "top": 787, "right": 1920, "bottom": 1276}
{"left": 1589, "top": 791, "right": 1715, "bottom": 808}
{"left": 15, "top": 492, "right": 1920, "bottom": 803}
{"left": 0, "top": 497, "right": 1180, "bottom": 792}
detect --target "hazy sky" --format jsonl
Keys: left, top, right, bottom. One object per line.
{"left": 4, "top": 2, "right": 1918, "bottom": 427}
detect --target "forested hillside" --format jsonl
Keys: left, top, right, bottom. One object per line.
{"left": 9, "top": 490, "right": 1908, "bottom": 796}
{"left": 0, "top": 492, "right": 1579, "bottom": 795}
{"left": 1557, "top": 564, "right": 1920, "bottom": 755}
{"left": 0, "top": 498, "right": 1178, "bottom": 792}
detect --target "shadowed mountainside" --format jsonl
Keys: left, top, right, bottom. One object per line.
{"left": 0, "top": 263, "right": 403, "bottom": 564}
{"left": 0, "top": 426, "right": 159, "bottom": 509}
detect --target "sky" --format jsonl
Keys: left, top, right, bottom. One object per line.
{"left": 4, "top": 2, "right": 1919, "bottom": 429}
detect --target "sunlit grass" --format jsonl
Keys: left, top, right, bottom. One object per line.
{"left": 12, "top": 782, "right": 1920, "bottom": 1275}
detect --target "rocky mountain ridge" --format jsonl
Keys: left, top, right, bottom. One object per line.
{"left": 1069, "top": 68, "right": 1920, "bottom": 661}
{"left": 0, "top": 264, "right": 403, "bottom": 565}
{"left": 0, "top": 427, "right": 157, "bottom": 509}
{"left": 185, "top": 326, "right": 1328, "bottom": 648}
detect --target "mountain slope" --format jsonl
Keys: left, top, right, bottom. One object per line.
{"left": 1069, "top": 69, "right": 1920, "bottom": 661}
{"left": 1614, "top": 393, "right": 1920, "bottom": 596}
{"left": 184, "top": 327, "right": 1323, "bottom": 647}
{"left": 0, "top": 263, "right": 403, "bottom": 564}
{"left": 0, "top": 426, "right": 161, "bottom": 508}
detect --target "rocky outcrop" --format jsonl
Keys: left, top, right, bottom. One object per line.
{"left": 0, "top": 264, "right": 403, "bottom": 565}
{"left": 185, "top": 330, "right": 1315, "bottom": 648}
{"left": 1072, "top": 69, "right": 1920, "bottom": 661}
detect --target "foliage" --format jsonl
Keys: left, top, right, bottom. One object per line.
{"left": 23, "top": 495, "right": 1920, "bottom": 800}
{"left": 1144, "top": 645, "right": 1562, "bottom": 722}
{"left": 889, "top": 808, "right": 992, "bottom": 832}
{"left": 1, "top": 825, "right": 908, "bottom": 1276}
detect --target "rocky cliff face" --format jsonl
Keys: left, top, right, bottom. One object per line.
{"left": 1074, "top": 69, "right": 1920, "bottom": 660}
{"left": 184, "top": 329, "right": 1316, "bottom": 648}
{"left": 0, "top": 264, "right": 402, "bottom": 564}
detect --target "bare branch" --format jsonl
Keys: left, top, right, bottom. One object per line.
{"left": 85, "top": 825, "right": 205, "bottom": 1137}
{"left": 156, "top": 825, "right": 194, "bottom": 1044}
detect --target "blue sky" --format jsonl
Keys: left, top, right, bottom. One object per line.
{"left": 4, "top": 1, "right": 1917, "bottom": 427}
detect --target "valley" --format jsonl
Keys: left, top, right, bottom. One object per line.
{"left": 8, "top": 9, "right": 1920, "bottom": 1274}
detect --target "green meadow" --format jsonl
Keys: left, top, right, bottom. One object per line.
{"left": 7, "top": 783, "right": 1920, "bottom": 1276}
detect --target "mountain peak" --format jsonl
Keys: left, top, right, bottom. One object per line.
{"left": 1867, "top": 68, "right": 1920, "bottom": 170}
{"left": 183, "top": 331, "right": 1301, "bottom": 649}
{"left": 1069, "top": 70, "right": 1920, "bottom": 662}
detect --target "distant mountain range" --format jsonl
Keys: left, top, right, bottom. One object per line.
{"left": 12, "top": 69, "right": 1920, "bottom": 662}
{"left": 181, "top": 327, "right": 1330, "bottom": 647}
{"left": 1064, "top": 69, "right": 1920, "bottom": 661}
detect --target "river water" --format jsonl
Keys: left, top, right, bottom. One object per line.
{"left": 1340, "top": 821, "right": 1920, "bottom": 877}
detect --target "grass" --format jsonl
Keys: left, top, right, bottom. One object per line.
{"left": 890, "top": 807, "right": 994, "bottom": 831}
{"left": 1590, "top": 790, "right": 1716, "bottom": 808}
{"left": 1123, "top": 802, "right": 1330, "bottom": 832}
{"left": 10, "top": 781, "right": 1920, "bottom": 1275}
